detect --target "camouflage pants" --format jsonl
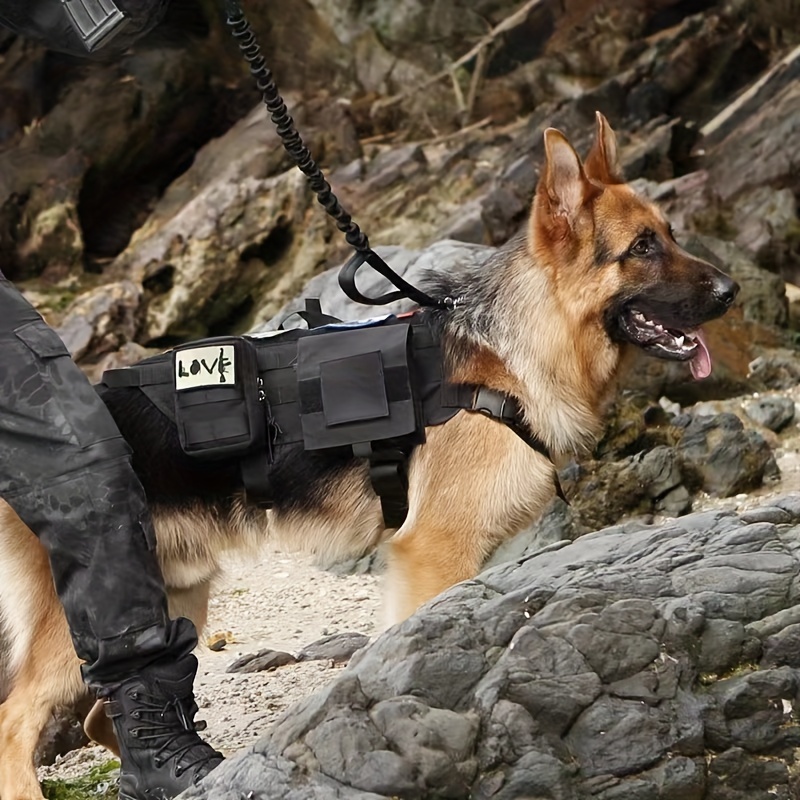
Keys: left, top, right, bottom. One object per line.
{"left": 0, "top": 272, "right": 196, "bottom": 687}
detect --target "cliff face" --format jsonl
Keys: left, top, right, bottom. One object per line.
{"left": 0, "top": 0, "right": 798, "bottom": 364}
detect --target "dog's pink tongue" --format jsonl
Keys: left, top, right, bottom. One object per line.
{"left": 689, "top": 328, "right": 712, "bottom": 380}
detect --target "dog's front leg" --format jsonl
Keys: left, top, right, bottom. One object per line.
{"left": 0, "top": 697, "right": 51, "bottom": 800}
{"left": 384, "top": 412, "right": 556, "bottom": 625}
{"left": 385, "top": 518, "right": 488, "bottom": 625}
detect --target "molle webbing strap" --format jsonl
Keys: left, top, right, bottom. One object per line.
{"left": 240, "top": 449, "right": 274, "bottom": 508}
{"left": 353, "top": 443, "right": 410, "bottom": 530}
{"left": 101, "top": 359, "right": 171, "bottom": 388}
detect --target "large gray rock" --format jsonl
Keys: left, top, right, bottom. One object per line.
{"left": 674, "top": 412, "right": 779, "bottom": 497}
{"left": 187, "top": 495, "right": 800, "bottom": 799}
{"left": 254, "top": 240, "right": 488, "bottom": 330}
{"left": 743, "top": 396, "right": 796, "bottom": 433}
{"left": 0, "top": 44, "right": 223, "bottom": 281}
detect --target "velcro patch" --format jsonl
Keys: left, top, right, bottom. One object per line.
{"left": 175, "top": 344, "right": 236, "bottom": 390}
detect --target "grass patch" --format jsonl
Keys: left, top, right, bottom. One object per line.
{"left": 41, "top": 760, "right": 120, "bottom": 800}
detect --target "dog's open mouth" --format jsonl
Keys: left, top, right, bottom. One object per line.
{"left": 620, "top": 308, "right": 712, "bottom": 379}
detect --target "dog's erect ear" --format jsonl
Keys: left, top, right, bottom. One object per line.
{"left": 536, "top": 128, "right": 597, "bottom": 229}
{"left": 584, "top": 111, "right": 623, "bottom": 185}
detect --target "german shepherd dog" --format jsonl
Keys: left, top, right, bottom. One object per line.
{"left": 0, "top": 113, "right": 738, "bottom": 800}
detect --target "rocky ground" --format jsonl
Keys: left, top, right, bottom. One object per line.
{"left": 37, "top": 384, "right": 800, "bottom": 786}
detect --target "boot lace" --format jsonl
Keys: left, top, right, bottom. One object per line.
{"left": 128, "top": 689, "right": 220, "bottom": 776}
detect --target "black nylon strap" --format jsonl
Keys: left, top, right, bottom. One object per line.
{"left": 338, "top": 250, "right": 450, "bottom": 309}
{"left": 470, "top": 387, "right": 548, "bottom": 458}
{"left": 240, "top": 450, "right": 274, "bottom": 508}
{"left": 101, "top": 361, "right": 171, "bottom": 388}
{"left": 353, "top": 443, "right": 410, "bottom": 529}
{"left": 279, "top": 297, "right": 343, "bottom": 330}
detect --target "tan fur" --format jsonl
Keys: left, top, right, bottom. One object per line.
{"left": 0, "top": 510, "right": 85, "bottom": 800}
{"left": 270, "top": 468, "right": 385, "bottom": 568}
{"left": 0, "top": 113, "right": 730, "bottom": 800}
{"left": 387, "top": 412, "right": 555, "bottom": 621}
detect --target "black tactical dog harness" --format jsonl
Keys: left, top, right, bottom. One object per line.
{"left": 100, "top": 304, "right": 561, "bottom": 527}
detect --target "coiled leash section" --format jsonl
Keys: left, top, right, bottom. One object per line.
{"left": 223, "top": 0, "right": 452, "bottom": 309}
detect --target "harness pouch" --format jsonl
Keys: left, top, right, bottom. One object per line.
{"left": 297, "top": 322, "right": 424, "bottom": 451}
{"left": 173, "top": 336, "right": 265, "bottom": 460}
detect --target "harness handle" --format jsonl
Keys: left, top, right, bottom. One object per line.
{"left": 338, "top": 250, "right": 451, "bottom": 308}
{"left": 278, "top": 298, "right": 342, "bottom": 330}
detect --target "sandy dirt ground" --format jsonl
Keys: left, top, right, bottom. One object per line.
{"left": 39, "top": 551, "right": 383, "bottom": 780}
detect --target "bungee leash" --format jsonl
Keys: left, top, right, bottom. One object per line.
{"left": 223, "top": 0, "right": 455, "bottom": 311}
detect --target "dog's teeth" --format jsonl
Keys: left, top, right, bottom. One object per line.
{"left": 675, "top": 335, "right": 684, "bottom": 346}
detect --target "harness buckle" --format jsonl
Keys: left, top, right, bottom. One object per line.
{"left": 353, "top": 443, "right": 410, "bottom": 529}
{"left": 471, "top": 387, "right": 511, "bottom": 421}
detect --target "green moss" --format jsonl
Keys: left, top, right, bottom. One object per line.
{"left": 691, "top": 208, "right": 737, "bottom": 241}
{"left": 41, "top": 759, "right": 120, "bottom": 800}
{"left": 49, "top": 290, "right": 80, "bottom": 314}
{"left": 697, "top": 662, "right": 759, "bottom": 686}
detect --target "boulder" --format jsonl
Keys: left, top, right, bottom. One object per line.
{"left": 743, "top": 396, "right": 797, "bottom": 433}
{"left": 186, "top": 495, "right": 800, "bottom": 799}
{"left": 674, "top": 412, "right": 779, "bottom": 497}
{"left": 563, "top": 445, "right": 692, "bottom": 531}
{"left": 0, "top": 44, "right": 222, "bottom": 280}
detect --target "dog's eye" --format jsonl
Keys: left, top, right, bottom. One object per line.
{"left": 630, "top": 238, "right": 653, "bottom": 257}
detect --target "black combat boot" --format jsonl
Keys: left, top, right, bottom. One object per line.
{"left": 103, "top": 655, "right": 224, "bottom": 800}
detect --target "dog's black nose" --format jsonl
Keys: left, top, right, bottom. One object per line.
{"left": 713, "top": 274, "right": 739, "bottom": 307}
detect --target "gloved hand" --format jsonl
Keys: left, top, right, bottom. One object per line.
{"left": 0, "top": 0, "right": 169, "bottom": 56}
